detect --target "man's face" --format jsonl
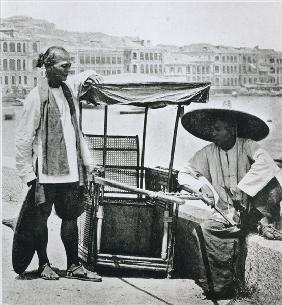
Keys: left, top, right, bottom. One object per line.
{"left": 46, "top": 51, "right": 71, "bottom": 84}
{"left": 211, "top": 119, "right": 235, "bottom": 149}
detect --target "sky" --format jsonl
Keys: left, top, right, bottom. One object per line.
{"left": 1, "top": 0, "right": 282, "bottom": 50}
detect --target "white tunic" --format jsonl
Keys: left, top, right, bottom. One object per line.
{"left": 16, "top": 71, "right": 99, "bottom": 184}
{"left": 178, "top": 138, "right": 282, "bottom": 220}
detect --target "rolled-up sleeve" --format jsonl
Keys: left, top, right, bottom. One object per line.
{"left": 15, "top": 88, "right": 41, "bottom": 183}
{"left": 237, "top": 139, "right": 281, "bottom": 196}
{"left": 178, "top": 146, "right": 211, "bottom": 190}
{"left": 66, "top": 70, "right": 102, "bottom": 100}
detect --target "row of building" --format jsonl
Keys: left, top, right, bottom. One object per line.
{"left": 1, "top": 28, "right": 282, "bottom": 99}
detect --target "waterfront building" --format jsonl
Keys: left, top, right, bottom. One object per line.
{"left": 69, "top": 47, "right": 124, "bottom": 76}
{"left": 67, "top": 40, "right": 165, "bottom": 77}
{"left": 164, "top": 52, "right": 213, "bottom": 83}
{"left": 0, "top": 28, "right": 40, "bottom": 100}
{"left": 178, "top": 43, "right": 282, "bottom": 91}
{"left": 123, "top": 40, "right": 164, "bottom": 75}
{"left": 255, "top": 48, "right": 282, "bottom": 85}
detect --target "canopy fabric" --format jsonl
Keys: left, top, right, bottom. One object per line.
{"left": 79, "top": 74, "right": 210, "bottom": 108}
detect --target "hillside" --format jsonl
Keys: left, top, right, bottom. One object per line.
{"left": 1, "top": 16, "right": 143, "bottom": 50}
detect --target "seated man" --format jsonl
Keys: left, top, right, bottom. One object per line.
{"left": 178, "top": 107, "right": 282, "bottom": 299}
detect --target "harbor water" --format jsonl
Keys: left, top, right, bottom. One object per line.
{"left": 2, "top": 96, "right": 282, "bottom": 170}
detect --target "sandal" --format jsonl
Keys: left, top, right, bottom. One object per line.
{"left": 258, "top": 223, "right": 282, "bottom": 240}
{"left": 66, "top": 263, "right": 102, "bottom": 282}
{"left": 38, "top": 263, "right": 59, "bottom": 280}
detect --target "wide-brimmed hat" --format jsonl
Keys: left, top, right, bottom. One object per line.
{"left": 181, "top": 108, "right": 269, "bottom": 142}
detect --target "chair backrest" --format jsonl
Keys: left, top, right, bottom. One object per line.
{"left": 85, "top": 135, "right": 140, "bottom": 194}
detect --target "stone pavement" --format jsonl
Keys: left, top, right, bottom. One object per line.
{"left": 2, "top": 199, "right": 233, "bottom": 305}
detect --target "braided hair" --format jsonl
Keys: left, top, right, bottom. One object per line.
{"left": 36, "top": 46, "right": 69, "bottom": 68}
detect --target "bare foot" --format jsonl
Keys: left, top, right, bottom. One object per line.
{"left": 39, "top": 264, "right": 59, "bottom": 280}
{"left": 66, "top": 263, "right": 102, "bottom": 282}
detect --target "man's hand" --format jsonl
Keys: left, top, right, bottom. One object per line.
{"left": 229, "top": 186, "right": 242, "bottom": 201}
{"left": 200, "top": 184, "right": 215, "bottom": 207}
{"left": 27, "top": 179, "right": 36, "bottom": 187}
{"left": 86, "top": 165, "right": 104, "bottom": 176}
{"left": 84, "top": 75, "right": 103, "bottom": 87}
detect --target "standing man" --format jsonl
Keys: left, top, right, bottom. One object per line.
{"left": 15, "top": 46, "right": 102, "bottom": 281}
{"left": 178, "top": 107, "right": 282, "bottom": 299}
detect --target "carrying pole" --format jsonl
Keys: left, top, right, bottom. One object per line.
{"left": 102, "top": 105, "right": 108, "bottom": 172}
{"left": 140, "top": 106, "right": 149, "bottom": 190}
{"left": 96, "top": 105, "right": 108, "bottom": 253}
{"left": 93, "top": 176, "right": 185, "bottom": 206}
{"left": 167, "top": 105, "right": 183, "bottom": 192}
{"left": 181, "top": 185, "right": 236, "bottom": 226}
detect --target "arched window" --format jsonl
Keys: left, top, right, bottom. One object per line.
{"left": 150, "top": 64, "right": 153, "bottom": 73}
{"left": 3, "top": 59, "right": 8, "bottom": 70}
{"left": 23, "top": 43, "right": 26, "bottom": 53}
{"left": 17, "top": 59, "right": 21, "bottom": 70}
{"left": 23, "top": 59, "right": 26, "bottom": 70}
{"left": 17, "top": 43, "right": 21, "bottom": 52}
{"left": 159, "top": 65, "right": 162, "bottom": 74}
{"left": 32, "top": 59, "right": 37, "bottom": 69}
{"left": 140, "top": 64, "right": 144, "bottom": 73}
{"left": 34, "top": 77, "right": 37, "bottom": 87}
{"left": 3, "top": 42, "right": 8, "bottom": 52}
{"left": 133, "top": 64, "right": 137, "bottom": 73}
{"left": 12, "top": 76, "right": 15, "bottom": 85}
{"left": 9, "top": 42, "right": 15, "bottom": 52}
{"left": 9, "top": 59, "right": 16, "bottom": 70}
{"left": 33, "top": 43, "right": 38, "bottom": 53}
